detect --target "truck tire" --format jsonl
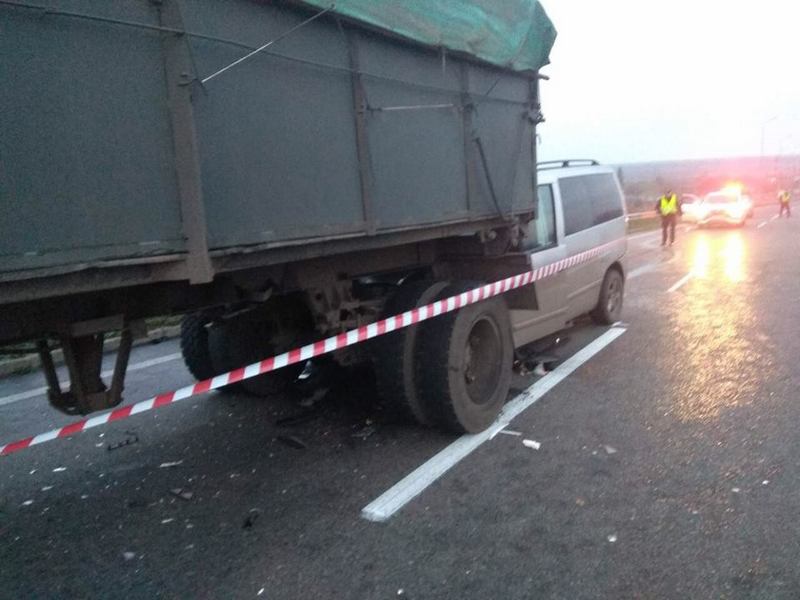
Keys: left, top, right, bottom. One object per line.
{"left": 207, "top": 300, "right": 312, "bottom": 397}
{"left": 590, "top": 268, "right": 624, "bottom": 325}
{"left": 416, "top": 281, "right": 514, "bottom": 434}
{"left": 180, "top": 313, "right": 216, "bottom": 381}
{"left": 372, "top": 280, "right": 449, "bottom": 425}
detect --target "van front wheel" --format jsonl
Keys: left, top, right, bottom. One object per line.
{"left": 591, "top": 268, "right": 624, "bottom": 325}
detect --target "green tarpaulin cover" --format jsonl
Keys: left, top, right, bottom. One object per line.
{"left": 300, "top": 0, "right": 556, "bottom": 72}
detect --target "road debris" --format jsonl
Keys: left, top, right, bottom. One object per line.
{"left": 299, "top": 386, "right": 330, "bottom": 408}
{"left": 275, "top": 407, "right": 321, "bottom": 427}
{"left": 277, "top": 435, "right": 307, "bottom": 450}
{"left": 40, "top": 486, "right": 53, "bottom": 492}
{"left": 576, "top": 497, "right": 586, "bottom": 506}
{"left": 257, "top": 588, "right": 265, "bottom": 596}
{"left": 169, "top": 488, "right": 194, "bottom": 501}
{"left": 122, "top": 551, "right": 136, "bottom": 561}
{"left": 52, "top": 467, "right": 67, "bottom": 473}
{"left": 161, "top": 518, "right": 175, "bottom": 524}
{"left": 603, "top": 445, "right": 618, "bottom": 455}
{"left": 159, "top": 460, "right": 184, "bottom": 469}
{"left": 532, "top": 362, "right": 547, "bottom": 376}
{"left": 490, "top": 428, "right": 522, "bottom": 440}
{"left": 732, "top": 487, "right": 741, "bottom": 493}
{"left": 243, "top": 508, "right": 261, "bottom": 529}
{"left": 351, "top": 425, "right": 376, "bottom": 440}
{"left": 21, "top": 500, "right": 33, "bottom": 507}
{"left": 107, "top": 431, "right": 139, "bottom": 451}
{"left": 522, "top": 439, "right": 541, "bottom": 450}
{"left": 607, "top": 534, "right": 617, "bottom": 543}
{"left": 762, "top": 480, "right": 769, "bottom": 485}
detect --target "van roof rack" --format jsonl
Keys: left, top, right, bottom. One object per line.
{"left": 537, "top": 159, "right": 600, "bottom": 170}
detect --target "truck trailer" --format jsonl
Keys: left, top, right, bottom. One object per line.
{"left": 0, "top": 0, "right": 589, "bottom": 435}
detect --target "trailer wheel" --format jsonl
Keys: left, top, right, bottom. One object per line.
{"left": 208, "top": 300, "right": 312, "bottom": 397}
{"left": 180, "top": 313, "right": 216, "bottom": 382}
{"left": 372, "top": 280, "right": 448, "bottom": 425}
{"left": 416, "top": 281, "right": 513, "bottom": 434}
{"left": 590, "top": 268, "right": 624, "bottom": 325}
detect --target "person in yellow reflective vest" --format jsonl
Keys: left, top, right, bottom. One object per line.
{"left": 654, "top": 190, "right": 682, "bottom": 246}
{"left": 778, "top": 189, "right": 791, "bottom": 218}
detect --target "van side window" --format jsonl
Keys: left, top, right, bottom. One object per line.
{"left": 560, "top": 176, "right": 595, "bottom": 235}
{"left": 560, "top": 173, "right": 624, "bottom": 235}
{"left": 590, "top": 174, "right": 625, "bottom": 225}
{"left": 527, "top": 184, "right": 557, "bottom": 251}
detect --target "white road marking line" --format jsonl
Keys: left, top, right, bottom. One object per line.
{"left": 361, "top": 327, "right": 627, "bottom": 523}
{"left": 770, "top": 214, "right": 779, "bottom": 221}
{"left": 0, "top": 353, "right": 182, "bottom": 407}
{"left": 757, "top": 221, "right": 768, "bottom": 228}
{"left": 667, "top": 272, "right": 693, "bottom": 293}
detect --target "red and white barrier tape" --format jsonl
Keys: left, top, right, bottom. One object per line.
{"left": 0, "top": 244, "right": 610, "bottom": 457}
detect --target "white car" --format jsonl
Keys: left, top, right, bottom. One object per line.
{"left": 684, "top": 190, "right": 749, "bottom": 227}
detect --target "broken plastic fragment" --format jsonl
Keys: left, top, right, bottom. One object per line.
{"left": 123, "top": 551, "right": 136, "bottom": 561}
{"left": 170, "top": 488, "right": 194, "bottom": 501}
{"left": 52, "top": 467, "right": 67, "bottom": 473}
{"left": 159, "top": 461, "right": 183, "bottom": 469}
{"left": 243, "top": 508, "right": 261, "bottom": 529}
{"left": 603, "top": 445, "right": 617, "bottom": 455}
{"left": 607, "top": 534, "right": 617, "bottom": 543}
{"left": 277, "top": 435, "right": 307, "bottom": 450}
{"left": 522, "top": 439, "right": 541, "bottom": 450}
{"left": 351, "top": 425, "right": 376, "bottom": 440}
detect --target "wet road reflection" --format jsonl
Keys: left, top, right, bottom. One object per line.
{"left": 689, "top": 231, "right": 746, "bottom": 282}
{"left": 668, "top": 230, "right": 768, "bottom": 422}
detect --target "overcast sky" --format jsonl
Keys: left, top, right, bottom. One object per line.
{"left": 537, "top": 0, "right": 800, "bottom": 164}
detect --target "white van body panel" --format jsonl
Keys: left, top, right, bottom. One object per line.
{"left": 510, "top": 163, "right": 627, "bottom": 348}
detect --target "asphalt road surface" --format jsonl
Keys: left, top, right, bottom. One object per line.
{"left": 1, "top": 207, "right": 799, "bottom": 599}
